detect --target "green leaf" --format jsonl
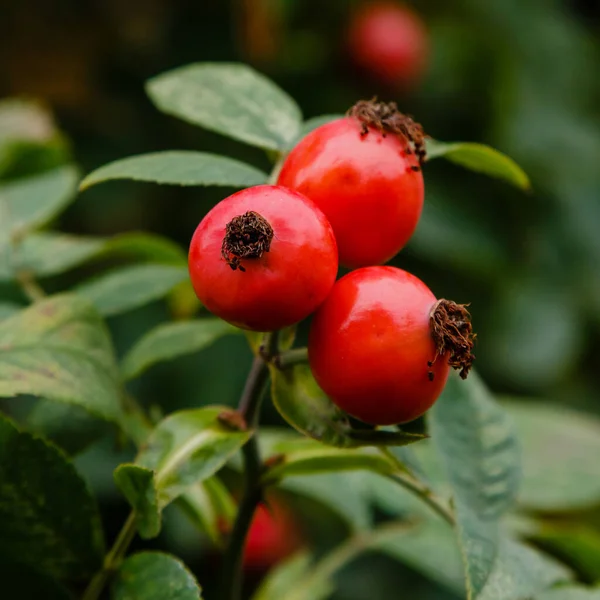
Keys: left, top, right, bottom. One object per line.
{"left": 114, "top": 465, "right": 160, "bottom": 539}
{"left": 270, "top": 364, "right": 426, "bottom": 448}
{"left": 80, "top": 151, "right": 267, "bottom": 191}
{"left": 429, "top": 372, "right": 521, "bottom": 598}
{"left": 100, "top": 232, "right": 186, "bottom": 265}
{"left": 146, "top": 63, "right": 302, "bottom": 151}
{"left": 121, "top": 318, "right": 238, "bottom": 381}
{"left": 0, "top": 557, "right": 72, "bottom": 600}
{"left": 262, "top": 437, "right": 395, "bottom": 483}
{"left": 177, "top": 477, "right": 236, "bottom": 546}
{"left": 425, "top": 139, "right": 531, "bottom": 190}
{"left": 114, "top": 407, "right": 251, "bottom": 538}
{"left": 0, "top": 294, "right": 122, "bottom": 422}
{"left": 376, "top": 518, "right": 570, "bottom": 600}
{"left": 0, "top": 301, "right": 21, "bottom": 320}
{"left": 112, "top": 552, "right": 202, "bottom": 600}
{"left": 0, "top": 232, "right": 104, "bottom": 280}
{"left": 0, "top": 165, "right": 79, "bottom": 238}
{"left": 0, "top": 415, "right": 103, "bottom": 581}
{"left": 536, "top": 587, "right": 600, "bottom": 600}
{"left": 75, "top": 264, "right": 189, "bottom": 317}
{"left": 252, "top": 552, "right": 332, "bottom": 600}
{"left": 27, "top": 399, "right": 111, "bottom": 455}
{"left": 503, "top": 400, "right": 600, "bottom": 511}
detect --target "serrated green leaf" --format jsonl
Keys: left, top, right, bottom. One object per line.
{"left": 429, "top": 372, "right": 521, "bottom": 598}
{"left": 426, "top": 139, "right": 531, "bottom": 190}
{"left": 115, "top": 407, "right": 251, "bottom": 538}
{"left": 0, "top": 294, "right": 122, "bottom": 422}
{"left": 114, "top": 465, "right": 160, "bottom": 539}
{"left": 536, "top": 587, "right": 600, "bottom": 600}
{"left": 75, "top": 264, "right": 188, "bottom": 317}
{"left": 0, "top": 165, "right": 79, "bottom": 238}
{"left": 80, "top": 151, "right": 267, "bottom": 191}
{"left": 270, "top": 364, "right": 426, "bottom": 448}
{"left": 121, "top": 318, "right": 238, "bottom": 381}
{"left": 177, "top": 477, "right": 236, "bottom": 547}
{"left": 0, "top": 415, "right": 104, "bottom": 581}
{"left": 146, "top": 63, "right": 302, "bottom": 151}
{"left": 0, "top": 232, "right": 104, "bottom": 281}
{"left": 503, "top": 400, "right": 600, "bottom": 511}
{"left": 112, "top": 552, "right": 202, "bottom": 600}
{"left": 27, "top": 399, "right": 110, "bottom": 455}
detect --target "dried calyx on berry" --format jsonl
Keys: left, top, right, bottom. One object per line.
{"left": 348, "top": 98, "right": 427, "bottom": 167}
{"left": 221, "top": 211, "right": 274, "bottom": 272}
{"left": 428, "top": 299, "right": 476, "bottom": 380}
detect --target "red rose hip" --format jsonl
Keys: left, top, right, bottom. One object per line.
{"left": 188, "top": 185, "right": 338, "bottom": 331}
{"left": 348, "top": 1, "right": 429, "bottom": 88}
{"left": 277, "top": 101, "right": 425, "bottom": 268}
{"left": 308, "top": 266, "right": 475, "bottom": 425}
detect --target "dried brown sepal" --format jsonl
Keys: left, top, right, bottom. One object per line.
{"left": 221, "top": 211, "right": 274, "bottom": 272}
{"left": 429, "top": 299, "right": 476, "bottom": 380}
{"left": 347, "top": 98, "right": 427, "bottom": 166}
{"left": 218, "top": 409, "right": 248, "bottom": 431}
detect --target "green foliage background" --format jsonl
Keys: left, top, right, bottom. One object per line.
{"left": 1, "top": 0, "right": 600, "bottom": 598}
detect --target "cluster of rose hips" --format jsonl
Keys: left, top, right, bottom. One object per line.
{"left": 188, "top": 100, "right": 475, "bottom": 426}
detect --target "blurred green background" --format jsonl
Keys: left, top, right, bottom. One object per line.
{"left": 2, "top": 0, "right": 600, "bottom": 598}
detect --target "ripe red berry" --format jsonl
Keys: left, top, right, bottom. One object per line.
{"left": 308, "top": 266, "right": 475, "bottom": 425}
{"left": 277, "top": 101, "right": 425, "bottom": 268}
{"left": 188, "top": 185, "right": 338, "bottom": 331}
{"left": 348, "top": 2, "right": 429, "bottom": 88}
{"left": 243, "top": 503, "right": 301, "bottom": 571}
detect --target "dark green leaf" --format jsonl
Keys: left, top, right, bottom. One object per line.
{"left": 0, "top": 165, "right": 79, "bottom": 238}
{"left": 0, "top": 556, "right": 72, "bottom": 600}
{"left": 536, "top": 587, "right": 600, "bottom": 600}
{"left": 75, "top": 264, "right": 188, "bottom": 317}
{"left": 270, "top": 364, "right": 426, "bottom": 448}
{"left": 0, "top": 232, "right": 104, "bottom": 281}
{"left": 121, "top": 318, "right": 238, "bottom": 381}
{"left": 27, "top": 399, "right": 111, "bottom": 455}
{"left": 146, "top": 63, "right": 302, "bottom": 151}
{"left": 115, "top": 407, "right": 251, "bottom": 537}
{"left": 177, "top": 477, "right": 236, "bottom": 546}
{"left": 80, "top": 151, "right": 267, "bottom": 190}
{"left": 101, "top": 232, "right": 186, "bottom": 265}
{"left": 503, "top": 400, "right": 600, "bottom": 511}
{"left": 112, "top": 552, "right": 202, "bottom": 600}
{"left": 114, "top": 465, "right": 161, "bottom": 539}
{"left": 429, "top": 372, "right": 521, "bottom": 598}
{"left": 0, "top": 294, "right": 122, "bottom": 422}
{"left": 425, "top": 139, "right": 531, "bottom": 190}
{"left": 0, "top": 415, "right": 103, "bottom": 581}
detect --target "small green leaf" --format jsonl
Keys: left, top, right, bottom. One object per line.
{"left": 270, "top": 364, "right": 426, "bottom": 448}
{"left": 80, "top": 151, "right": 267, "bottom": 191}
{"left": 429, "top": 372, "right": 521, "bottom": 598}
{"left": 425, "top": 139, "right": 531, "bottom": 190}
{"left": 503, "top": 400, "right": 600, "bottom": 511}
{"left": 27, "top": 399, "right": 110, "bottom": 455}
{"left": 536, "top": 587, "right": 600, "bottom": 600}
{"left": 146, "top": 63, "right": 302, "bottom": 151}
{"left": 177, "top": 477, "right": 237, "bottom": 546}
{"left": 114, "top": 465, "right": 160, "bottom": 539}
{"left": 0, "top": 232, "right": 104, "bottom": 281}
{"left": 0, "top": 415, "right": 104, "bottom": 581}
{"left": 0, "top": 294, "right": 122, "bottom": 422}
{"left": 112, "top": 552, "right": 202, "bottom": 600}
{"left": 100, "top": 232, "right": 186, "bottom": 265}
{"left": 0, "top": 165, "right": 79, "bottom": 238}
{"left": 121, "top": 318, "right": 238, "bottom": 381}
{"left": 115, "top": 407, "right": 251, "bottom": 538}
{"left": 262, "top": 438, "right": 395, "bottom": 483}
{"left": 75, "top": 264, "right": 188, "bottom": 317}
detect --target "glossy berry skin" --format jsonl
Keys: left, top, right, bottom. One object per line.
{"left": 308, "top": 266, "right": 449, "bottom": 425}
{"left": 277, "top": 117, "right": 423, "bottom": 268}
{"left": 348, "top": 2, "right": 429, "bottom": 88}
{"left": 188, "top": 185, "right": 338, "bottom": 331}
{"left": 243, "top": 503, "right": 301, "bottom": 571}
